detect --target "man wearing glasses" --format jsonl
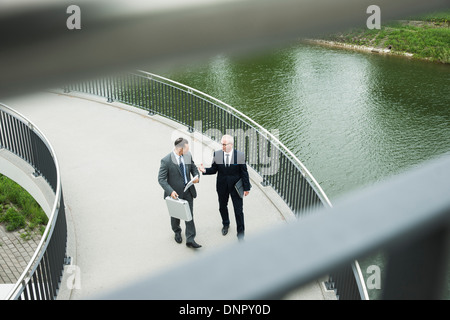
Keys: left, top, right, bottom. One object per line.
{"left": 199, "top": 134, "right": 251, "bottom": 241}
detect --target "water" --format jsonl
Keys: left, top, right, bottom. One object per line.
{"left": 162, "top": 43, "right": 450, "bottom": 299}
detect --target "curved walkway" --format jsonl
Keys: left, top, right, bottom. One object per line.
{"left": 2, "top": 91, "right": 335, "bottom": 300}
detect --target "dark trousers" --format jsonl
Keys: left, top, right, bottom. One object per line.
{"left": 171, "top": 195, "right": 196, "bottom": 243}
{"left": 218, "top": 187, "right": 244, "bottom": 236}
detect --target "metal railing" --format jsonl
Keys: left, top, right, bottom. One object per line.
{"left": 0, "top": 103, "right": 67, "bottom": 300}
{"left": 65, "top": 71, "right": 368, "bottom": 299}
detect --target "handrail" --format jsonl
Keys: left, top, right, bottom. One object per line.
{"left": 0, "top": 104, "right": 61, "bottom": 193}
{"left": 2, "top": 0, "right": 448, "bottom": 99}
{"left": 138, "top": 70, "right": 333, "bottom": 209}
{"left": 0, "top": 103, "right": 66, "bottom": 300}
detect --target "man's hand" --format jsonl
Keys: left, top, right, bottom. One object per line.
{"left": 244, "top": 191, "right": 249, "bottom": 197}
{"left": 171, "top": 191, "right": 179, "bottom": 199}
{"left": 193, "top": 177, "right": 199, "bottom": 184}
{"left": 198, "top": 163, "right": 206, "bottom": 173}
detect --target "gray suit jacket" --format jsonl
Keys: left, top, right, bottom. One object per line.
{"left": 158, "top": 151, "right": 199, "bottom": 200}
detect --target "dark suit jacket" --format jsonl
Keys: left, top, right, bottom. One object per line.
{"left": 203, "top": 149, "right": 251, "bottom": 194}
{"left": 158, "top": 151, "right": 199, "bottom": 200}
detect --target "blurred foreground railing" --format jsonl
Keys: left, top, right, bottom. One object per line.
{"left": 1, "top": 0, "right": 448, "bottom": 301}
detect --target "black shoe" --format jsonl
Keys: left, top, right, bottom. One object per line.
{"left": 174, "top": 233, "right": 182, "bottom": 244}
{"left": 186, "top": 241, "right": 202, "bottom": 249}
{"left": 222, "top": 226, "right": 229, "bottom": 236}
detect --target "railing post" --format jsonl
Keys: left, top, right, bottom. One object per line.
{"left": 106, "top": 79, "right": 114, "bottom": 103}
{"left": 27, "top": 125, "right": 42, "bottom": 178}
{"left": 324, "top": 275, "right": 335, "bottom": 291}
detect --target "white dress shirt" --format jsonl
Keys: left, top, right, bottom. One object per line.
{"left": 174, "top": 151, "right": 188, "bottom": 184}
{"left": 224, "top": 149, "right": 233, "bottom": 166}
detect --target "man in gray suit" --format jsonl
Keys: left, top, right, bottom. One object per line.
{"left": 158, "top": 137, "right": 201, "bottom": 248}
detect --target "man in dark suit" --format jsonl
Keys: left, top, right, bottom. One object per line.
{"left": 199, "top": 134, "right": 251, "bottom": 241}
{"left": 158, "top": 137, "right": 201, "bottom": 249}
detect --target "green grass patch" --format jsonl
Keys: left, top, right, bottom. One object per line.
{"left": 407, "top": 9, "right": 450, "bottom": 25}
{"left": 0, "top": 174, "right": 48, "bottom": 240}
{"left": 318, "top": 10, "right": 450, "bottom": 64}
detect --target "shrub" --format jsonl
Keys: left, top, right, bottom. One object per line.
{"left": 0, "top": 174, "right": 47, "bottom": 237}
{"left": 0, "top": 207, "right": 26, "bottom": 231}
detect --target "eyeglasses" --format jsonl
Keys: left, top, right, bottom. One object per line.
{"left": 222, "top": 143, "right": 231, "bottom": 146}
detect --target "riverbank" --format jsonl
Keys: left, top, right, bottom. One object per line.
{"left": 307, "top": 11, "right": 450, "bottom": 64}
{"left": 303, "top": 38, "right": 414, "bottom": 59}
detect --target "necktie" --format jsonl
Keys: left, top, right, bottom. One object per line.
{"left": 179, "top": 156, "right": 187, "bottom": 184}
{"left": 225, "top": 154, "right": 230, "bottom": 167}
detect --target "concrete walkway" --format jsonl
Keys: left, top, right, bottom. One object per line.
{"left": 2, "top": 91, "right": 335, "bottom": 300}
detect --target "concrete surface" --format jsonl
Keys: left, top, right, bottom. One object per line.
{"left": 1, "top": 91, "right": 335, "bottom": 300}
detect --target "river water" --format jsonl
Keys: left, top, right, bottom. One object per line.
{"left": 162, "top": 43, "right": 450, "bottom": 299}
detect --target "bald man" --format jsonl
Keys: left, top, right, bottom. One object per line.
{"left": 199, "top": 135, "right": 251, "bottom": 241}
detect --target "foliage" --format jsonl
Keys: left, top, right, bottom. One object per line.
{"left": 0, "top": 174, "right": 48, "bottom": 239}
{"left": 319, "top": 10, "right": 450, "bottom": 64}
{"left": 0, "top": 207, "right": 26, "bottom": 231}
{"left": 407, "top": 9, "right": 450, "bottom": 25}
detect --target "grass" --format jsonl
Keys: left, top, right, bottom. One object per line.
{"left": 0, "top": 174, "right": 48, "bottom": 241}
{"left": 409, "top": 10, "right": 450, "bottom": 25}
{"left": 318, "top": 10, "right": 450, "bottom": 64}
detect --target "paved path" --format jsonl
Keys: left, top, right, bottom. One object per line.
{"left": 0, "top": 225, "right": 41, "bottom": 284}
{"left": 2, "top": 91, "right": 335, "bottom": 300}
